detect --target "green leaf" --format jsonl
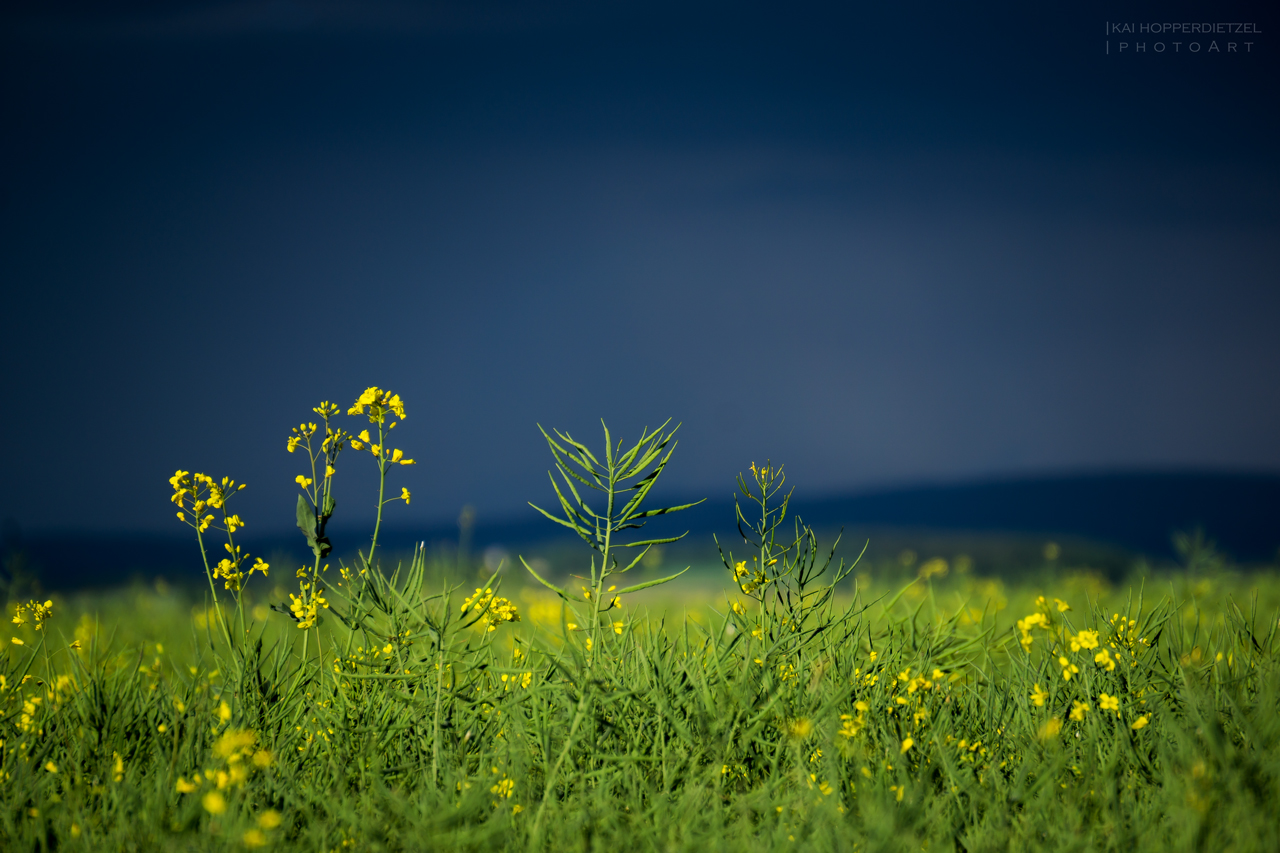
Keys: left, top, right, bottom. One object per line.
{"left": 614, "top": 566, "right": 690, "bottom": 595}
{"left": 296, "top": 494, "right": 317, "bottom": 538}
{"left": 519, "top": 555, "right": 582, "bottom": 601}
{"left": 296, "top": 494, "right": 331, "bottom": 558}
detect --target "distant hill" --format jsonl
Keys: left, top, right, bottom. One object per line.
{"left": 5, "top": 471, "right": 1277, "bottom": 590}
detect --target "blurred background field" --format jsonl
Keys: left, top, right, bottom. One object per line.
{"left": 12, "top": 522, "right": 1278, "bottom": 665}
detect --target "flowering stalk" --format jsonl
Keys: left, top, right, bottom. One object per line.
{"left": 347, "top": 386, "right": 413, "bottom": 574}
{"left": 169, "top": 471, "right": 267, "bottom": 659}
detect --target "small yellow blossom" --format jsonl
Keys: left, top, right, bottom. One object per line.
{"left": 243, "top": 829, "right": 267, "bottom": 848}
{"left": 1030, "top": 683, "right": 1048, "bottom": 707}
{"left": 460, "top": 588, "right": 520, "bottom": 632}
{"left": 202, "top": 791, "right": 227, "bottom": 815}
{"left": 1071, "top": 630, "right": 1100, "bottom": 651}
{"left": 1131, "top": 715, "right": 1150, "bottom": 730}
{"left": 1070, "top": 701, "right": 1089, "bottom": 722}
{"left": 258, "top": 810, "right": 282, "bottom": 829}
{"left": 1059, "top": 656, "right": 1079, "bottom": 681}
{"left": 900, "top": 737, "right": 914, "bottom": 753}
{"left": 1099, "top": 693, "right": 1120, "bottom": 715}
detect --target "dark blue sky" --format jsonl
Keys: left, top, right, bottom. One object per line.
{"left": 2, "top": 1, "right": 1277, "bottom": 536}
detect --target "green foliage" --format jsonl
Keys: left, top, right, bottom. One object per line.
{"left": 2, "top": 400, "right": 1279, "bottom": 851}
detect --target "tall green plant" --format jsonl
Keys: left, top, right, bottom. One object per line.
{"left": 716, "top": 462, "right": 867, "bottom": 659}
{"left": 520, "top": 420, "right": 702, "bottom": 655}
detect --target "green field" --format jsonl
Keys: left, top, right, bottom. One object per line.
{"left": 3, "top": 394, "right": 1279, "bottom": 851}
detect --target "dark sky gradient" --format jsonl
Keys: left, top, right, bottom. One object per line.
{"left": 2, "top": 1, "right": 1277, "bottom": 536}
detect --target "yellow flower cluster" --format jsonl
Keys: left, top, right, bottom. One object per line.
{"left": 212, "top": 543, "right": 269, "bottom": 591}
{"left": 1016, "top": 612, "right": 1049, "bottom": 651}
{"left": 838, "top": 700, "right": 871, "bottom": 738}
{"left": 1035, "top": 595, "right": 1072, "bottom": 612}
{"left": 288, "top": 583, "right": 328, "bottom": 630}
{"left": 170, "top": 471, "right": 246, "bottom": 533}
{"left": 460, "top": 588, "right": 521, "bottom": 632}
{"left": 286, "top": 421, "right": 318, "bottom": 453}
{"left": 1058, "top": 655, "right": 1080, "bottom": 681}
{"left": 896, "top": 667, "right": 943, "bottom": 694}
{"left": 176, "top": 728, "right": 273, "bottom": 808}
{"left": 732, "top": 558, "right": 773, "bottom": 595}
{"left": 349, "top": 428, "right": 415, "bottom": 467}
{"left": 1069, "top": 630, "right": 1100, "bottom": 652}
{"left": 347, "top": 386, "right": 407, "bottom": 423}
{"left": 12, "top": 599, "right": 53, "bottom": 631}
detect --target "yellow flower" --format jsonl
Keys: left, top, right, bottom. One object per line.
{"left": 1039, "top": 717, "right": 1062, "bottom": 740}
{"left": 400, "top": 487, "right": 411, "bottom": 504}
{"left": 217, "top": 700, "right": 232, "bottom": 723}
{"left": 1059, "top": 656, "right": 1079, "bottom": 681}
{"left": 176, "top": 777, "right": 199, "bottom": 793}
{"left": 1030, "top": 683, "right": 1048, "bottom": 707}
{"left": 1055, "top": 598, "right": 1071, "bottom": 612}
{"left": 789, "top": 718, "right": 813, "bottom": 740}
{"left": 325, "top": 465, "right": 335, "bottom": 478}
{"left": 1071, "top": 630, "right": 1100, "bottom": 651}
{"left": 44, "top": 761, "right": 57, "bottom": 773}
{"left": 202, "top": 791, "right": 227, "bottom": 815}
{"left": 1131, "top": 715, "right": 1150, "bottom": 730}
{"left": 900, "top": 737, "right": 914, "bottom": 753}
{"left": 1070, "top": 701, "right": 1089, "bottom": 721}
{"left": 1094, "top": 648, "right": 1116, "bottom": 671}
{"left": 243, "top": 829, "right": 267, "bottom": 848}
{"left": 348, "top": 386, "right": 381, "bottom": 416}
{"left": 295, "top": 475, "right": 312, "bottom": 488}
{"left": 459, "top": 588, "right": 521, "bottom": 631}
{"left": 258, "top": 810, "right": 282, "bottom": 830}
{"left": 731, "top": 601, "right": 746, "bottom": 616}
{"left": 10, "top": 637, "right": 23, "bottom": 645}
{"left": 1099, "top": 693, "right": 1120, "bottom": 715}
{"left": 613, "top": 621, "right": 624, "bottom": 635}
